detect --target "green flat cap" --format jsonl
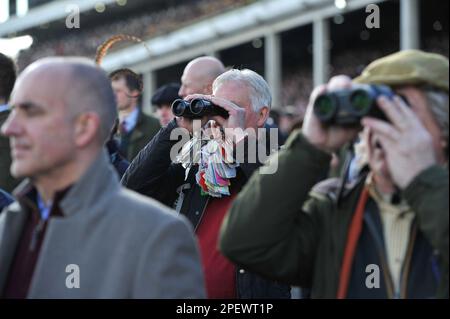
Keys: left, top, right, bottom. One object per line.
{"left": 354, "top": 50, "right": 449, "bottom": 92}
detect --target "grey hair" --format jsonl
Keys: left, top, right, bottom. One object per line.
{"left": 212, "top": 69, "right": 272, "bottom": 112}
{"left": 425, "top": 89, "right": 449, "bottom": 144}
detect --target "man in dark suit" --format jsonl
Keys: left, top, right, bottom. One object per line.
{"left": 110, "top": 69, "right": 160, "bottom": 161}
{"left": 0, "top": 53, "right": 20, "bottom": 192}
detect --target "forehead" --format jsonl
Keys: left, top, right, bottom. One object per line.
{"left": 111, "top": 77, "right": 127, "bottom": 88}
{"left": 11, "top": 71, "right": 61, "bottom": 108}
{"left": 214, "top": 81, "right": 251, "bottom": 107}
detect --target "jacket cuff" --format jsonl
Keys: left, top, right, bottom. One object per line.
{"left": 403, "top": 164, "right": 448, "bottom": 206}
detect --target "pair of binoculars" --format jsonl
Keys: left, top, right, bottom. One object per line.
{"left": 313, "top": 84, "right": 396, "bottom": 126}
{"left": 171, "top": 98, "right": 229, "bottom": 119}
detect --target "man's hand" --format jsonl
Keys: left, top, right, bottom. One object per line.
{"left": 362, "top": 95, "right": 437, "bottom": 189}
{"left": 184, "top": 94, "right": 247, "bottom": 143}
{"left": 302, "top": 76, "right": 360, "bottom": 153}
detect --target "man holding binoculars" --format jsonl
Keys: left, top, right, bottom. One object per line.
{"left": 220, "top": 50, "right": 449, "bottom": 299}
{"left": 122, "top": 61, "right": 290, "bottom": 299}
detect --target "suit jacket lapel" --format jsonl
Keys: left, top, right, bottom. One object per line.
{"left": 130, "top": 111, "right": 145, "bottom": 143}
{"left": 0, "top": 204, "right": 27, "bottom": 293}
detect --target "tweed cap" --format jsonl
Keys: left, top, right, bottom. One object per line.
{"left": 354, "top": 50, "right": 449, "bottom": 92}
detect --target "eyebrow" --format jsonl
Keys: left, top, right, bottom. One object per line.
{"left": 10, "top": 101, "right": 46, "bottom": 111}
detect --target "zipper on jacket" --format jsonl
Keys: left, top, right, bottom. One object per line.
{"left": 194, "top": 197, "right": 210, "bottom": 232}
{"left": 29, "top": 219, "right": 45, "bottom": 252}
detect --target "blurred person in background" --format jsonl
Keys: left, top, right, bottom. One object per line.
{"left": 110, "top": 68, "right": 160, "bottom": 161}
{"left": 151, "top": 83, "right": 181, "bottom": 127}
{"left": 178, "top": 56, "right": 225, "bottom": 98}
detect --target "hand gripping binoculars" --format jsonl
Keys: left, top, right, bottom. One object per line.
{"left": 171, "top": 98, "right": 229, "bottom": 119}
{"left": 313, "top": 84, "right": 396, "bottom": 126}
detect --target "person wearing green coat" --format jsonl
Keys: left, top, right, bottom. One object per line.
{"left": 220, "top": 50, "right": 449, "bottom": 299}
{"left": 110, "top": 68, "right": 161, "bottom": 161}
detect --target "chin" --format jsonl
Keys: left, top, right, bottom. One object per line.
{"left": 11, "top": 162, "right": 34, "bottom": 179}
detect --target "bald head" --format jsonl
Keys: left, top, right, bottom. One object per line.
{"left": 179, "top": 56, "right": 225, "bottom": 98}
{"left": 3, "top": 57, "right": 118, "bottom": 184}
{"left": 16, "top": 57, "right": 117, "bottom": 142}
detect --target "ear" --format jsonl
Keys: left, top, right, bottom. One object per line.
{"left": 257, "top": 106, "right": 270, "bottom": 127}
{"left": 74, "top": 113, "right": 101, "bottom": 148}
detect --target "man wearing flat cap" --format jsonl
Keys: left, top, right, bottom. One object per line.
{"left": 151, "top": 83, "right": 180, "bottom": 127}
{"left": 220, "top": 50, "right": 449, "bottom": 298}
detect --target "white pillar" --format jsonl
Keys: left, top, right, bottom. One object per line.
{"left": 142, "top": 71, "right": 156, "bottom": 115}
{"left": 265, "top": 33, "right": 282, "bottom": 107}
{"left": 0, "top": 0, "right": 10, "bottom": 23}
{"left": 400, "top": 0, "right": 420, "bottom": 50}
{"left": 16, "top": 0, "right": 29, "bottom": 17}
{"left": 313, "top": 18, "right": 330, "bottom": 86}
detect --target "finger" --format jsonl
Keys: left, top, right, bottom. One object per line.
{"left": 376, "top": 96, "right": 409, "bottom": 131}
{"left": 308, "top": 84, "right": 328, "bottom": 107}
{"left": 393, "top": 95, "right": 422, "bottom": 126}
{"left": 327, "top": 75, "right": 353, "bottom": 91}
{"left": 210, "top": 96, "right": 240, "bottom": 113}
{"left": 371, "top": 132, "right": 396, "bottom": 153}
{"left": 211, "top": 116, "right": 227, "bottom": 127}
{"left": 184, "top": 94, "right": 210, "bottom": 102}
{"left": 362, "top": 117, "right": 400, "bottom": 141}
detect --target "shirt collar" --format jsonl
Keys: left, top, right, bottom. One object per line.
{"left": 122, "top": 107, "right": 139, "bottom": 132}
{"left": 0, "top": 104, "right": 9, "bottom": 113}
{"left": 15, "top": 182, "right": 71, "bottom": 221}
{"left": 365, "top": 173, "right": 411, "bottom": 216}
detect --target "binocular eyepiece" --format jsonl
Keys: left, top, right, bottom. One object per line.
{"left": 171, "top": 98, "right": 229, "bottom": 119}
{"left": 313, "top": 84, "right": 396, "bottom": 126}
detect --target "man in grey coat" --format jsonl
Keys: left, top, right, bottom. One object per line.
{"left": 0, "top": 57, "right": 205, "bottom": 299}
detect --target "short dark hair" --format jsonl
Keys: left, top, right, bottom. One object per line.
{"left": 109, "top": 68, "right": 142, "bottom": 93}
{"left": 0, "top": 53, "right": 17, "bottom": 101}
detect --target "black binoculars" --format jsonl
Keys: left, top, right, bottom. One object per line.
{"left": 313, "top": 84, "right": 396, "bottom": 126}
{"left": 171, "top": 98, "right": 229, "bottom": 119}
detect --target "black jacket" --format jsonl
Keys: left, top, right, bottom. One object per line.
{"left": 122, "top": 119, "right": 290, "bottom": 298}
{"left": 106, "top": 139, "right": 130, "bottom": 179}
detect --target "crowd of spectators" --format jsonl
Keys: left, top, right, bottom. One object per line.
{"left": 17, "top": 0, "right": 254, "bottom": 69}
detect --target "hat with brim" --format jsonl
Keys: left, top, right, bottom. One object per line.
{"left": 354, "top": 50, "right": 449, "bottom": 93}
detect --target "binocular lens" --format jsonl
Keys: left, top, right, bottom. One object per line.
{"left": 190, "top": 99, "right": 206, "bottom": 115}
{"left": 172, "top": 99, "right": 187, "bottom": 116}
{"left": 350, "top": 90, "right": 372, "bottom": 115}
{"left": 314, "top": 95, "right": 336, "bottom": 121}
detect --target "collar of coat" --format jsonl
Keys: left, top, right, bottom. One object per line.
{"left": 13, "top": 149, "right": 120, "bottom": 219}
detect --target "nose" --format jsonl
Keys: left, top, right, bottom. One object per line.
{"left": 1, "top": 110, "right": 22, "bottom": 137}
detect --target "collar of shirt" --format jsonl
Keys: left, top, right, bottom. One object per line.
{"left": 36, "top": 193, "right": 53, "bottom": 221}
{"left": 365, "top": 173, "right": 412, "bottom": 217}
{"left": 0, "top": 104, "right": 9, "bottom": 113}
{"left": 122, "top": 107, "right": 139, "bottom": 133}
{"left": 15, "top": 182, "right": 72, "bottom": 221}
